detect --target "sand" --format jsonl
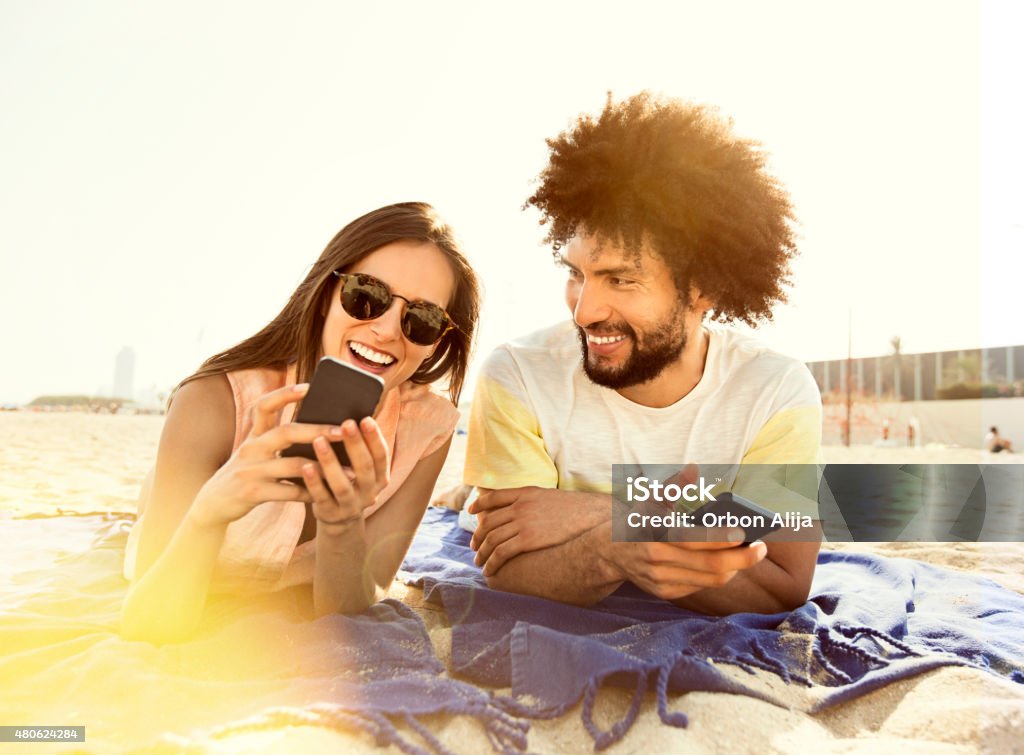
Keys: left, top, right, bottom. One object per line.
{"left": 1, "top": 411, "right": 1022, "bottom": 753}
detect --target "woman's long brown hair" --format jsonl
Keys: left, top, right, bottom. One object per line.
{"left": 180, "top": 202, "right": 479, "bottom": 403}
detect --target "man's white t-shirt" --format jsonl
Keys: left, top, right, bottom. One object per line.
{"left": 464, "top": 321, "right": 821, "bottom": 503}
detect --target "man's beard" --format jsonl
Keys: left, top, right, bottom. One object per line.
{"left": 577, "top": 311, "right": 689, "bottom": 390}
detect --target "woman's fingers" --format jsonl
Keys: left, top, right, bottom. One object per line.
{"left": 340, "top": 418, "right": 389, "bottom": 494}
{"left": 340, "top": 420, "right": 375, "bottom": 488}
{"left": 304, "top": 461, "right": 363, "bottom": 528}
{"left": 301, "top": 462, "right": 333, "bottom": 504}
{"left": 262, "top": 455, "right": 321, "bottom": 480}
{"left": 249, "top": 383, "right": 309, "bottom": 437}
{"left": 313, "top": 435, "right": 355, "bottom": 500}
{"left": 243, "top": 397, "right": 391, "bottom": 525}
{"left": 250, "top": 479, "right": 314, "bottom": 504}
{"left": 249, "top": 421, "right": 342, "bottom": 457}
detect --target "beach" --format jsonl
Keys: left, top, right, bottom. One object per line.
{"left": 2, "top": 411, "right": 1023, "bottom": 753}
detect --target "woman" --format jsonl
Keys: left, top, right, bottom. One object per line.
{"left": 121, "top": 202, "right": 479, "bottom": 643}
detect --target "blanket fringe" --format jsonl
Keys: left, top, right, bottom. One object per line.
{"left": 495, "top": 664, "right": 692, "bottom": 751}
{"left": 818, "top": 627, "right": 893, "bottom": 669}
{"left": 580, "top": 670, "right": 647, "bottom": 750}
{"left": 655, "top": 661, "right": 690, "bottom": 728}
{"left": 834, "top": 624, "right": 922, "bottom": 657}
{"left": 750, "top": 639, "right": 812, "bottom": 686}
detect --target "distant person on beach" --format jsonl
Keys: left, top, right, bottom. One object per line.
{"left": 461, "top": 93, "right": 821, "bottom": 615}
{"left": 985, "top": 426, "right": 1014, "bottom": 453}
{"left": 121, "top": 203, "right": 479, "bottom": 643}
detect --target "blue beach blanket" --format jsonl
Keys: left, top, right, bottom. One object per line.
{"left": 400, "top": 507, "right": 1024, "bottom": 750}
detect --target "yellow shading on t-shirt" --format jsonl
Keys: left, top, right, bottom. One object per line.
{"left": 464, "top": 376, "right": 557, "bottom": 490}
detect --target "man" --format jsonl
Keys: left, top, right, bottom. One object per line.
{"left": 463, "top": 93, "right": 822, "bottom": 615}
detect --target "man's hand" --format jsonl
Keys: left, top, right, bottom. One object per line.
{"left": 602, "top": 458, "right": 770, "bottom": 602}
{"left": 605, "top": 538, "right": 769, "bottom": 601}
{"left": 468, "top": 487, "right": 606, "bottom": 576}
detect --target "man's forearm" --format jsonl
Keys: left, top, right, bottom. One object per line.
{"left": 479, "top": 484, "right": 819, "bottom": 614}
{"left": 487, "top": 515, "right": 820, "bottom": 614}
{"left": 485, "top": 520, "right": 624, "bottom": 605}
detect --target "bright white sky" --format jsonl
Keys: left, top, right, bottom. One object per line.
{"left": 1, "top": 1, "right": 1021, "bottom": 405}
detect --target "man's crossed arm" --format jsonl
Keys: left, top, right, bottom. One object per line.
{"left": 468, "top": 486, "right": 819, "bottom": 615}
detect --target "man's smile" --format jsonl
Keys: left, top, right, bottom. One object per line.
{"left": 585, "top": 332, "right": 630, "bottom": 358}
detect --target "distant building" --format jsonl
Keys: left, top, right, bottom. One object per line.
{"left": 807, "top": 344, "right": 1024, "bottom": 401}
{"left": 114, "top": 347, "right": 135, "bottom": 401}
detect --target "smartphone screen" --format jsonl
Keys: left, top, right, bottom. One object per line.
{"left": 280, "top": 356, "right": 384, "bottom": 466}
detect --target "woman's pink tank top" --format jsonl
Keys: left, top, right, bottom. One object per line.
{"left": 124, "top": 367, "right": 457, "bottom": 593}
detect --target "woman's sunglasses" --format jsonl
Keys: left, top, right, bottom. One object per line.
{"left": 333, "top": 271, "right": 455, "bottom": 346}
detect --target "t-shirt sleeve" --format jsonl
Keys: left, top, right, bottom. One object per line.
{"left": 740, "top": 405, "right": 822, "bottom": 465}
{"left": 741, "top": 361, "right": 822, "bottom": 465}
{"left": 734, "top": 364, "right": 822, "bottom": 517}
{"left": 463, "top": 347, "right": 558, "bottom": 490}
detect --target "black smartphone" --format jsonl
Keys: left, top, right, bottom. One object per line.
{"left": 690, "top": 491, "right": 783, "bottom": 544}
{"left": 281, "top": 356, "right": 384, "bottom": 466}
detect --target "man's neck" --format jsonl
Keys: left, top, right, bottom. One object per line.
{"left": 615, "top": 327, "right": 710, "bottom": 408}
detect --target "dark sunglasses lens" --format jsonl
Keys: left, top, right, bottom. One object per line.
{"left": 403, "top": 304, "right": 449, "bottom": 345}
{"left": 341, "top": 276, "right": 390, "bottom": 320}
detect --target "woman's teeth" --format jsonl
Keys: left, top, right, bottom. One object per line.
{"left": 350, "top": 342, "right": 396, "bottom": 365}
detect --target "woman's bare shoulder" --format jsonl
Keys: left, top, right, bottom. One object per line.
{"left": 162, "top": 374, "right": 236, "bottom": 464}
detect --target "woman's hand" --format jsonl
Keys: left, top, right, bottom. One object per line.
{"left": 302, "top": 416, "right": 391, "bottom": 531}
{"left": 188, "top": 383, "right": 340, "bottom": 529}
